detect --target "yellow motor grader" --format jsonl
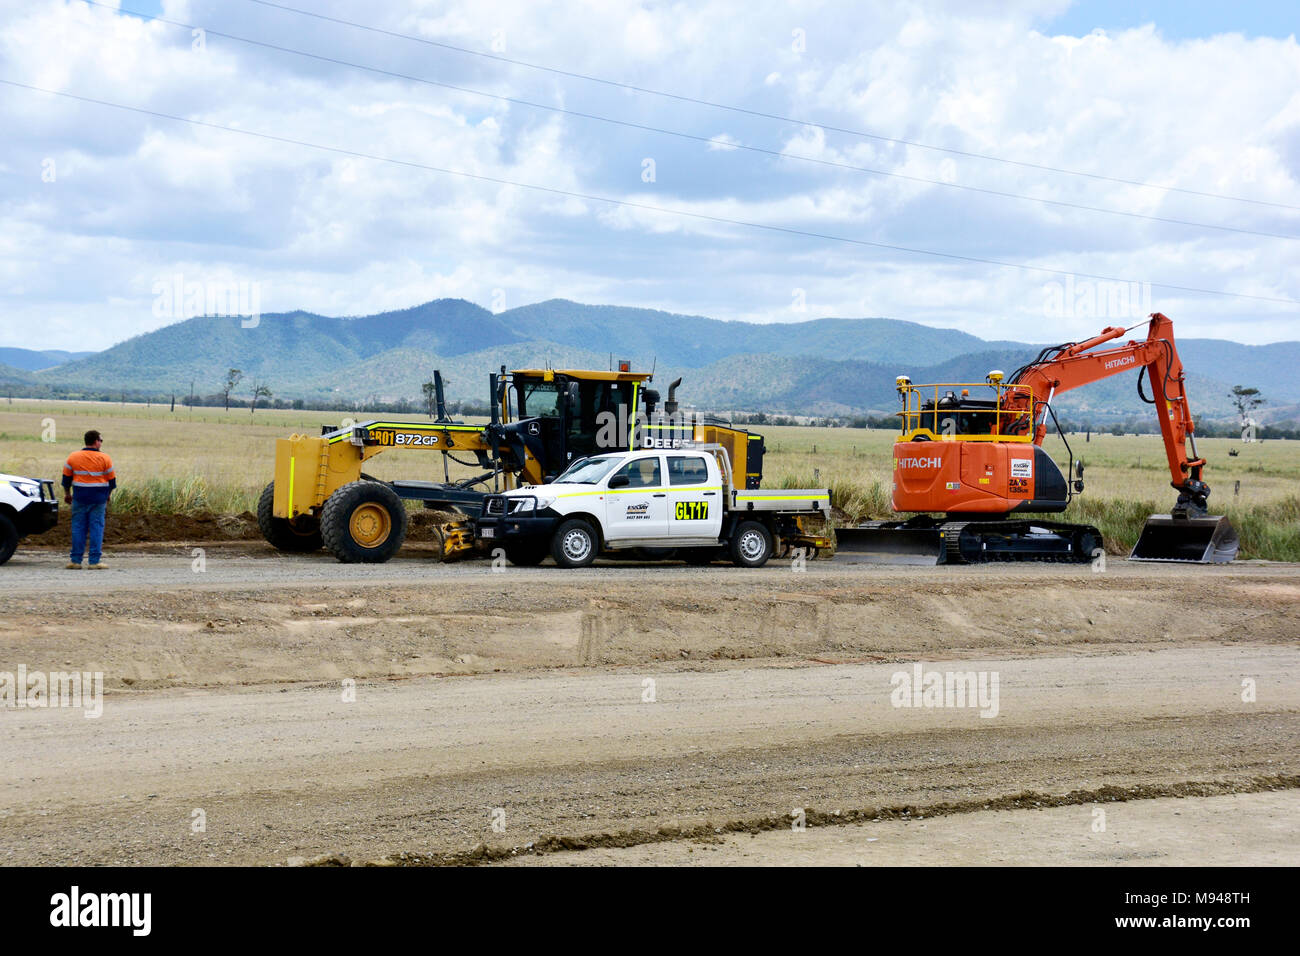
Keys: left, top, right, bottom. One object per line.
{"left": 259, "top": 365, "right": 769, "bottom": 562}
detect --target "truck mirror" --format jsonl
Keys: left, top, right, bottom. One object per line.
{"left": 608, "top": 474, "right": 630, "bottom": 488}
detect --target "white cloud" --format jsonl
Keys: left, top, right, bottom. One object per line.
{"left": 0, "top": 0, "right": 1297, "bottom": 351}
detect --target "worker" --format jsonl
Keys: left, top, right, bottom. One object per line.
{"left": 62, "top": 429, "right": 116, "bottom": 569}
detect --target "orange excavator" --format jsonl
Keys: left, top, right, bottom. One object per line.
{"left": 836, "top": 312, "right": 1239, "bottom": 564}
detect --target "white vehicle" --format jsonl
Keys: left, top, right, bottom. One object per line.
{"left": 0, "top": 473, "right": 59, "bottom": 565}
{"left": 475, "top": 445, "right": 830, "bottom": 568}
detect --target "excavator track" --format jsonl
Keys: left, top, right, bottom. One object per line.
{"left": 835, "top": 518, "right": 1102, "bottom": 565}
{"left": 940, "top": 520, "right": 1102, "bottom": 564}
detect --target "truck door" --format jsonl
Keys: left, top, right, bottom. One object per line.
{"left": 603, "top": 455, "right": 669, "bottom": 541}
{"left": 665, "top": 454, "right": 722, "bottom": 538}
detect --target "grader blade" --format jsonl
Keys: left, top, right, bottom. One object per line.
{"left": 833, "top": 522, "right": 945, "bottom": 565}
{"left": 1129, "top": 514, "right": 1239, "bottom": 564}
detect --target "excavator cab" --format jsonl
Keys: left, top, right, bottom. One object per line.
{"left": 916, "top": 390, "right": 1002, "bottom": 436}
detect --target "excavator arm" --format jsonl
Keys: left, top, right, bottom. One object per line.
{"left": 1009, "top": 313, "right": 1211, "bottom": 516}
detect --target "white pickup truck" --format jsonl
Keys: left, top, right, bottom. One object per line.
{"left": 475, "top": 444, "right": 830, "bottom": 568}
{"left": 0, "top": 473, "right": 59, "bottom": 565}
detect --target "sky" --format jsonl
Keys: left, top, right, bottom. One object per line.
{"left": 1, "top": 0, "right": 1298, "bottom": 351}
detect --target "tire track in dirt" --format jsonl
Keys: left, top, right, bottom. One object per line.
{"left": 360, "top": 774, "right": 1300, "bottom": 867}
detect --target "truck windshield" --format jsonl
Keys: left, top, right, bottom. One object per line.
{"left": 555, "top": 455, "right": 622, "bottom": 484}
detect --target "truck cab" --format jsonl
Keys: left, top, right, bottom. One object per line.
{"left": 477, "top": 446, "right": 830, "bottom": 569}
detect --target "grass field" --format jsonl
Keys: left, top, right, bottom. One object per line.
{"left": 2, "top": 398, "right": 1296, "bottom": 559}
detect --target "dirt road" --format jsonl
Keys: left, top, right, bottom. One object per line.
{"left": 1, "top": 548, "right": 1297, "bottom": 865}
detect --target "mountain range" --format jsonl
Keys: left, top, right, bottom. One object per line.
{"left": 7, "top": 299, "right": 1298, "bottom": 424}
{"left": 0, "top": 347, "right": 96, "bottom": 372}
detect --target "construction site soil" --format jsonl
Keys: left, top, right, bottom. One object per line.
{"left": 2, "top": 541, "right": 1296, "bottom": 866}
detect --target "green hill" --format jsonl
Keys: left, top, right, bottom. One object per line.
{"left": 26, "top": 298, "right": 1295, "bottom": 422}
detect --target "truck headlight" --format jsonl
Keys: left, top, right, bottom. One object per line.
{"left": 11, "top": 481, "right": 39, "bottom": 499}
{"left": 533, "top": 496, "right": 556, "bottom": 511}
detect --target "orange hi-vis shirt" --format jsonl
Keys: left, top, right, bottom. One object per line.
{"left": 62, "top": 448, "right": 117, "bottom": 503}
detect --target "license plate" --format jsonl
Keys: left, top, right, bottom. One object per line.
{"left": 480, "top": 527, "right": 494, "bottom": 538}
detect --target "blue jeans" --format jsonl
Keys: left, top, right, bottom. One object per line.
{"left": 70, "top": 499, "right": 108, "bottom": 565}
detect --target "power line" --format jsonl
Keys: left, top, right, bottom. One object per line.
{"left": 86, "top": 2, "right": 1300, "bottom": 243}
{"left": 5, "top": 78, "right": 1296, "bottom": 308}
{"left": 238, "top": 0, "right": 1300, "bottom": 213}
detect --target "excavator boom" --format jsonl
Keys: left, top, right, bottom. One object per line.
{"left": 1010, "top": 313, "right": 1210, "bottom": 516}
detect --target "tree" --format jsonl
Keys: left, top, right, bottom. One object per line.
{"left": 222, "top": 368, "right": 243, "bottom": 411}
{"left": 250, "top": 381, "right": 272, "bottom": 415}
{"left": 1229, "top": 385, "right": 1264, "bottom": 429}
{"left": 421, "top": 379, "right": 437, "bottom": 418}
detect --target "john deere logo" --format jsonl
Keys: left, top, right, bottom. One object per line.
{"left": 527, "top": 422, "right": 540, "bottom": 436}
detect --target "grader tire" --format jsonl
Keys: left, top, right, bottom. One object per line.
{"left": 257, "top": 481, "right": 323, "bottom": 552}
{"left": 321, "top": 481, "right": 408, "bottom": 564}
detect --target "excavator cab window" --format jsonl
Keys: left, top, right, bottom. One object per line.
{"left": 916, "top": 393, "right": 1000, "bottom": 436}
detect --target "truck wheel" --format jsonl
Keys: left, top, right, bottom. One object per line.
{"left": 551, "top": 518, "right": 597, "bottom": 568}
{"left": 321, "top": 481, "right": 408, "bottom": 563}
{"left": 681, "top": 547, "right": 720, "bottom": 565}
{"left": 730, "top": 520, "right": 772, "bottom": 568}
{"left": 257, "top": 481, "right": 323, "bottom": 552}
{"left": 0, "top": 514, "right": 18, "bottom": 566}
{"left": 505, "top": 541, "right": 549, "bottom": 566}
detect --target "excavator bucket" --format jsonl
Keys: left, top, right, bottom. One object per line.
{"left": 833, "top": 523, "right": 945, "bottom": 565}
{"left": 1129, "top": 514, "right": 1239, "bottom": 564}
